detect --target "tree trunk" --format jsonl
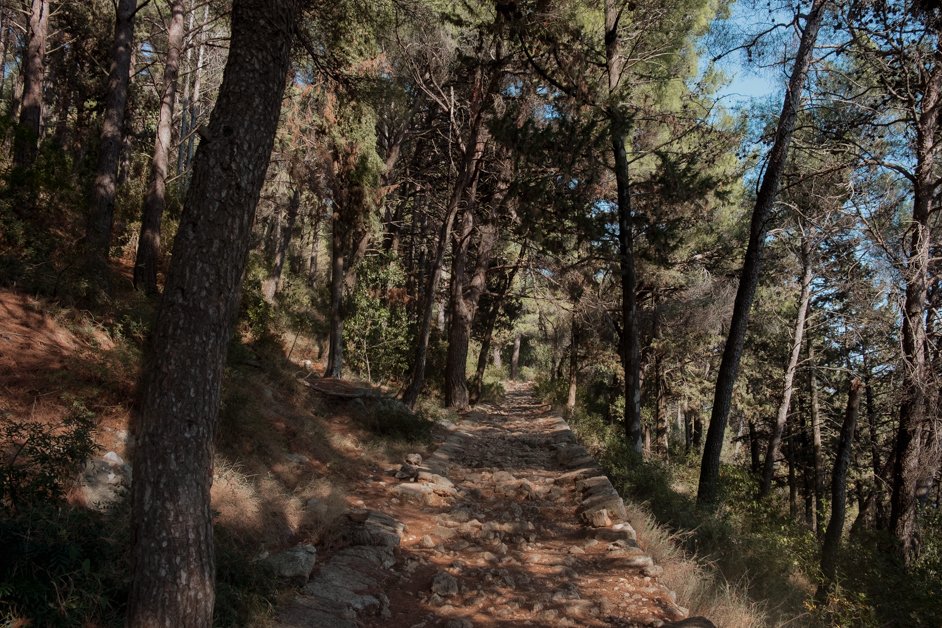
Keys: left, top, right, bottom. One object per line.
{"left": 786, "top": 420, "right": 798, "bottom": 519}
{"left": 468, "top": 244, "right": 521, "bottom": 402}
{"left": 444, "top": 211, "right": 474, "bottom": 409}
{"left": 401, "top": 147, "right": 481, "bottom": 406}
{"left": 185, "top": 3, "right": 208, "bottom": 172}
{"left": 0, "top": 17, "right": 9, "bottom": 103}
{"left": 890, "top": 40, "right": 942, "bottom": 567}
{"left": 566, "top": 317, "right": 579, "bottom": 415}
{"left": 401, "top": 61, "right": 493, "bottom": 409}
{"left": 818, "top": 379, "right": 862, "bottom": 597}
{"left": 809, "top": 337, "right": 826, "bottom": 536}
{"left": 749, "top": 420, "right": 761, "bottom": 474}
{"left": 133, "top": 0, "right": 186, "bottom": 295}
{"left": 698, "top": 0, "right": 827, "bottom": 507}
{"left": 605, "top": 0, "right": 643, "bottom": 455}
{"left": 86, "top": 0, "right": 138, "bottom": 267}
{"left": 176, "top": 4, "right": 194, "bottom": 176}
{"left": 760, "top": 235, "right": 814, "bottom": 497}
{"left": 510, "top": 333, "right": 522, "bottom": 380}
{"left": 325, "top": 215, "right": 345, "bottom": 378}
{"left": 445, "top": 219, "right": 497, "bottom": 409}
{"left": 11, "top": 0, "right": 48, "bottom": 172}
{"left": 126, "top": 1, "right": 297, "bottom": 624}
{"left": 263, "top": 188, "right": 300, "bottom": 302}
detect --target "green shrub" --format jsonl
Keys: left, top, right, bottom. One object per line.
{"left": 343, "top": 255, "right": 411, "bottom": 383}
{"left": 1, "top": 403, "right": 98, "bottom": 513}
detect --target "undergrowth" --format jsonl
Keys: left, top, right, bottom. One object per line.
{"left": 546, "top": 378, "right": 942, "bottom": 626}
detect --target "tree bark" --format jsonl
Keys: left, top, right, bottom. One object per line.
{"left": 566, "top": 316, "right": 579, "bottom": 415}
{"left": 469, "top": 244, "right": 523, "bottom": 402}
{"left": 510, "top": 333, "right": 522, "bottom": 380}
{"left": 325, "top": 213, "right": 345, "bottom": 378}
{"left": 445, "top": 218, "right": 497, "bottom": 409}
{"left": 605, "top": 0, "right": 643, "bottom": 455}
{"left": 263, "top": 188, "right": 300, "bottom": 302}
{"left": 444, "top": 211, "right": 475, "bottom": 409}
{"left": 133, "top": 0, "right": 186, "bottom": 295}
{"left": 11, "top": 0, "right": 48, "bottom": 172}
{"left": 401, "top": 103, "right": 488, "bottom": 407}
{"left": 760, "top": 235, "right": 814, "bottom": 497}
{"left": 86, "top": 0, "right": 138, "bottom": 267}
{"left": 185, "top": 3, "right": 208, "bottom": 172}
{"left": 698, "top": 0, "right": 828, "bottom": 507}
{"left": 809, "top": 337, "right": 826, "bottom": 536}
{"left": 890, "top": 39, "right": 942, "bottom": 566}
{"left": 818, "top": 379, "right": 862, "bottom": 597}
{"left": 126, "top": 1, "right": 298, "bottom": 625}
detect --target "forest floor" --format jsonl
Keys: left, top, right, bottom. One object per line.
{"left": 0, "top": 287, "right": 700, "bottom": 626}
{"left": 278, "top": 383, "right": 694, "bottom": 628}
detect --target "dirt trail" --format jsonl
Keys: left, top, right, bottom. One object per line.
{"left": 327, "top": 382, "right": 690, "bottom": 627}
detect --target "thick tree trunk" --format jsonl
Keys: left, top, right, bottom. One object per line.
{"left": 263, "top": 188, "right": 300, "bottom": 302}
{"left": 890, "top": 41, "right": 942, "bottom": 566}
{"left": 445, "top": 219, "right": 497, "bottom": 409}
{"left": 86, "top": 0, "right": 138, "bottom": 267}
{"left": 126, "top": 1, "right": 297, "bottom": 625}
{"left": 11, "top": 0, "right": 48, "bottom": 172}
{"left": 760, "top": 236, "right": 814, "bottom": 497}
{"left": 818, "top": 379, "right": 862, "bottom": 597}
{"left": 444, "top": 211, "right": 475, "bottom": 409}
{"left": 698, "top": 0, "right": 827, "bottom": 506}
{"left": 133, "top": 0, "right": 186, "bottom": 295}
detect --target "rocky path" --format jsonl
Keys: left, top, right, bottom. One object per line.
{"left": 277, "top": 383, "right": 699, "bottom": 628}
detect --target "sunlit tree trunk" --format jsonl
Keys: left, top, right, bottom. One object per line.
{"left": 133, "top": 0, "right": 186, "bottom": 295}
{"left": 11, "top": 0, "right": 48, "bottom": 172}
{"left": 760, "top": 235, "right": 814, "bottom": 497}
{"left": 86, "top": 0, "right": 138, "bottom": 267}
{"left": 698, "top": 0, "right": 828, "bottom": 506}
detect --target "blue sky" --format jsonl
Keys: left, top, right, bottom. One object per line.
{"left": 709, "top": 0, "right": 789, "bottom": 106}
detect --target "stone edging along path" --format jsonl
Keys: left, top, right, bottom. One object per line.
{"left": 276, "top": 384, "right": 711, "bottom": 627}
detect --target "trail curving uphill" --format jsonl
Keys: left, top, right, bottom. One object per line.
{"left": 278, "top": 383, "right": 702, "bottom": 628}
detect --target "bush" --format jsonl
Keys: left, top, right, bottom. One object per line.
{"left": 342, "top": 255, "right": 411, "bottom": 383}
{"left": 0, "top": 501, "right": 130, "bottom": 627}
{"left": 349, "top": 397, "right": 434, "bottom": 442}
{"left": 1, "top": 402, "right": 98, "bottom": 512}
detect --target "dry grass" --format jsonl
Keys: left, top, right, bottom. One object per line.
{"left": 296, "top": 477, "right": 349, "bottom": 543}
{"left": 625, "top": 502, "right": 770, "bottom": 628}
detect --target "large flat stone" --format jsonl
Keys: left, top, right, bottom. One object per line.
{"left": 579, "top": 492, "right": 628, "bottom": 522}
